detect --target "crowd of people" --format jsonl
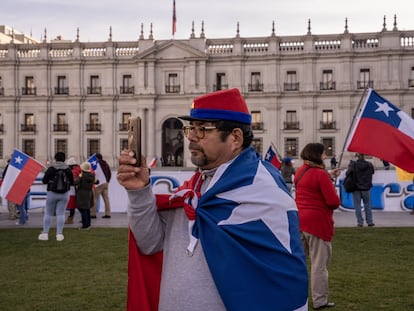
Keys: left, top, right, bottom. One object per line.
{"left": 1, "top": 87, "right": 412, "bottom": 310}
{"left": 1, "top": 151, "right": 113, "bottom": 241}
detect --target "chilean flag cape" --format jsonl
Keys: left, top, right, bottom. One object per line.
{"left": 0, "top": 149, "right": 44, "bottom": 205}
{"left": 127, "top": 147, "right": 308, "bottom": 311}
{"left": 347, "top": 89, "right": 414, "bottom": 173}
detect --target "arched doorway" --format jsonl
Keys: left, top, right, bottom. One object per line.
{"left": 161, "top": 118, "right": 184, "bottom": 167}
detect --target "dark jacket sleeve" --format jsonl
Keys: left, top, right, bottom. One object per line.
{"left": 42, "top": 167, "right": 56, "bottom": 185}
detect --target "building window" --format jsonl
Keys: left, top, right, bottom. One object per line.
{"left": 0, "top": 139, "right": 3, "bottom": 159}
{"left": 86, "top": 113, "right": 101, "bottom": 131}
{"left": 22, "top": 139, "right": 35, "bottom": 157}
{"left": 87, "top": 139, "right": 100, "bottom": 156}
{"left": 22, "top": 76, "right": 36, "bottom": 95}
{"left": 320, "top": 70, "right": 335, "bottom": 90}
{"left": 251, "top": 111, "right": 263, "bottom": 130}
{"left": 21, "top": 113, "right": 36, "bottom": 132}
{"left": 88, "top": 75, "right": 101, "bottom": 94}
{"left": 411, "top": 108, "right": 414, "bottom": 119}
{"left": 120, "top": 138, "right": 129, "bottom": 152}
{"left": 54, "top": 113, "right": 68, "bottom": 132}
{"left": 320, "top": 110, "right": 335, "bottom": 129}
{"left": 214, "top": 73, "right": 228, "bottom": 91}
{"left": 284, "top": 71, "right": 299, "bottom": 91}
{"left": 0, "top": 113, "right": 3, "bottom": 133}
{"left": 357, "top": 68, "right": 373, "bottom": 89}
{"left": 248, "top": 72, "right": 263, "bottom": 92}
{"left": 284, "top": 138, "right": 298, "bottom": 157}
{"left": 120, "top": 75, "right": 134, "bottom": 94}
{"left": 284, "top": 110, "right": 299, "bottom": 130}
{"left": 55, "top": 76, "right": 68, "bottom": 95}
{"left": 409, "top": 67, "right": 414, "bottom": 88}
{"left": 0, "top": 76, "right": 3, "bottom": 95}
{"left": 119, "top": 113, "right": 131, "bottom": 131}
{"left": 54, "top": 139, "right": 68, "bottom": 155}
{"left": 321, "top": 137, "right": 335, "bottom": 157}
{"left": 252, "top": 138, "right": 263, "bottom": 155}
{"left": 165, "top": 73, "right": 180, "bottom": 93}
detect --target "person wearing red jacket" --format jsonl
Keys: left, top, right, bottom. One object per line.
{"left": 294, "top": 143, "right": 340, "bottom": 310}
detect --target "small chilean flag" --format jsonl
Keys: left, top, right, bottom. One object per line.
{"left": 264, "top": 145, "right": 282, "bottom": 169}
{"left": 0, "top": 149, "right": 44, "bottom": 205}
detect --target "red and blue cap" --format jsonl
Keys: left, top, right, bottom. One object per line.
{"left": 179, "top": 88, "right": 252, "bottom": 124}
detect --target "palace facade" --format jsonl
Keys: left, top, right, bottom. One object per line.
{"left": 1, "top": 18, "right": 414, "bottom": 169}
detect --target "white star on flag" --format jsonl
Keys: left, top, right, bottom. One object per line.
{"left": 216, "top": 161, "right": 297, "bottom": 253}
{"left": 375, "top": 100, "right": 394, "bottom": 117}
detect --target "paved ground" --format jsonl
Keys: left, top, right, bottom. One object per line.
{"left": 0, "top": 208, "right": 413, "bottom": 229}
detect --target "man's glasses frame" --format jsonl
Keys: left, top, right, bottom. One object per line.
{"left": 182, "top": 125, "right": 218, "bottom": 139}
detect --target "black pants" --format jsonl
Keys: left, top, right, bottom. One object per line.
{"left": 78, "top": 208, "right": 91, "bottom": 228}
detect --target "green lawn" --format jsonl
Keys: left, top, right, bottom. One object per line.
{"left": 0, "top": 227, "right": 413, "bottom": 310}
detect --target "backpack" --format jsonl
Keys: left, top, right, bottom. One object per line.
{"left": 50, "top": 169, "right": 70, "bottom": 193}
{"left": 343, "top": 163, "right": 357, "bottom": 193}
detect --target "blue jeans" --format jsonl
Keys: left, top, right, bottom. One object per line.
{"left": 17, "top": 193, "right": 30, "bottom": 224}
{"left": 352, "top": 190, "right": 374, "bottom": 225}
{"left": 42, "top": 191, "right": 69, "bottom": 235}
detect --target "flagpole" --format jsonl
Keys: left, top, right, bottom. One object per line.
{"left": 337, "top": 87, "right": 369, "bottom": 170}
{"left": 270, "top": 142, "right": 283, "bottom": 161}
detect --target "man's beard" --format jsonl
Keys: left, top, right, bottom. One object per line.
{"left": 189, "top": 142, "right": 208, "bottom": 167}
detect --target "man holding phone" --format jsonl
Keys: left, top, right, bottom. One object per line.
{"left": 117, "top": 88, "right": 308, "bottom": 311}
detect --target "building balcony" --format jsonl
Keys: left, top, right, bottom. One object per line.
{"left": 165, "top": 85, "right": 180, "bottom": 93}
{"left": 320, "top": 121, "right": 336, "bottom": 130}
{"left": 120, "top": 86, "right": 134, "bottom": 94}
{"left": 248, "top": 83, "right": 264, "bottom": 92}
{"left": 320, "top": 81, "right": 336, "bottom": 91}
{"left": 409, "top": 79, "right": 414, "bottom": 88}
{"left": 21, "top": 124, "right": 36, "bottom": 132}
{"left": 283, "top": 121, "right": 300, "bottom": 130}
{"left": 53, "top": 124, "right": 69, "bottom": 132}
{"left": 251, "top": 122, "right": 264, "bottom": 131}
{"left": 119, "top": 123, "right": 128, "bottom": 131}
{"left": 87, "top": 87, "right": 102, "bottom": 94}
{"left": 22, "top": 87, "right": 36, "bottom": 95}
{"left": 54, "top": 87, "right": 69, "bottom": 95}
{"left": 86, "top": 123, "right": 101, "bottom": 131}
{"left": 213, "top": 84, "right": 229, "bottom": 91}
{"left": 283, "top": 82, "right": 300, "bottom": 91}
{"left": 357, "top": 80, "right": 374, "bottom": 89}
{"left": 0, "top": 87, "right": 4, "bottom": 95}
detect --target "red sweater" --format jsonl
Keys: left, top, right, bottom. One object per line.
{"left": 295, "top": 164, "right": 340, "bottom": 241}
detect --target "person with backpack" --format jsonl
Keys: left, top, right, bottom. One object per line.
{"left": 75, "top": 162, "right": 97, "bottom": 230}
{"left": 39, "top": 152, "right": 74, "bottom": 242}
{"left": 91, "top": 153, "right": 112, "bottom": 219}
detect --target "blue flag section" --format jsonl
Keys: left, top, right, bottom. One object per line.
{"left": 194, "top": 146, "right": 308, "bottom": 310}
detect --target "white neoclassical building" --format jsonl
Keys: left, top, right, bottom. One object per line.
{"left": 1, "top": 17, "right": 414, "bottom": 169}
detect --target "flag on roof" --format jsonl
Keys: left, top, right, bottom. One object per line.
{"left": 87, "top": 154, "right": 106, "bottom": 186}
{"left": 172, "top": 0, "right": 177, "bottom": 35}
{"left": 264, "top": 145, "right": 281, "bottom": 169}
{"left": 0, "top": 149, "right": 43, "bottom": 205}
{"left": 347, "top": 88, "right": 414, "bottom": 173}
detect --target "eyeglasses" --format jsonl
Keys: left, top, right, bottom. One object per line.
{"left": 182, "top": 125, "right": 218, "bottom": 139}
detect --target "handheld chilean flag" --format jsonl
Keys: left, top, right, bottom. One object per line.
{"left": 264, "top": 145, "right": 281, "bottom": 169}
{"left": 347, "top": 88, "right": 414, "bottom": 173}
{"left": 0, "top": 149, "right": 44, "bottom": 205}
{"left": 87, "top": 154, "right": 106, "bottom": 186}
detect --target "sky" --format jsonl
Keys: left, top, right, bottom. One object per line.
{"left": 2, "top": 0, "right": 414, "bottom": 42}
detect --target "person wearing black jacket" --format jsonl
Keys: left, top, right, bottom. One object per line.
{"left": 347, "top": 153, "right": 375, "bottom": 227}
{"left": 38, "top": 152, "right": 74, "bottom": 242}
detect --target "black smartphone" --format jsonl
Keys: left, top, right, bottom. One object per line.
{"left": 128, "top": 116, "right": 142, "bottom": 167}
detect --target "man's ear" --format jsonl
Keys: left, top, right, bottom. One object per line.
{"left": 230, "top": 128, "right": 244, "bottom": 147}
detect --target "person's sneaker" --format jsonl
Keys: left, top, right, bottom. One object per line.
{"left": 79, "top": 226, "right": 91, "bottom": 230}
{"left": 102, "top": 215, "right": 111, "bottom": 219}
{"left": 368, "top": 223, "right": 375, "bottom": 227}
{"left": 91, "top": 215, "right": 96, "bottom": 219}
{"left": 56, "top": 234, "right": 64, "bottom": 241}
{"left": 357, "top": 224, "right": 363, "bottom": 227}
{"left": 38, "top": 233, "right": 49, "bottom": 241}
